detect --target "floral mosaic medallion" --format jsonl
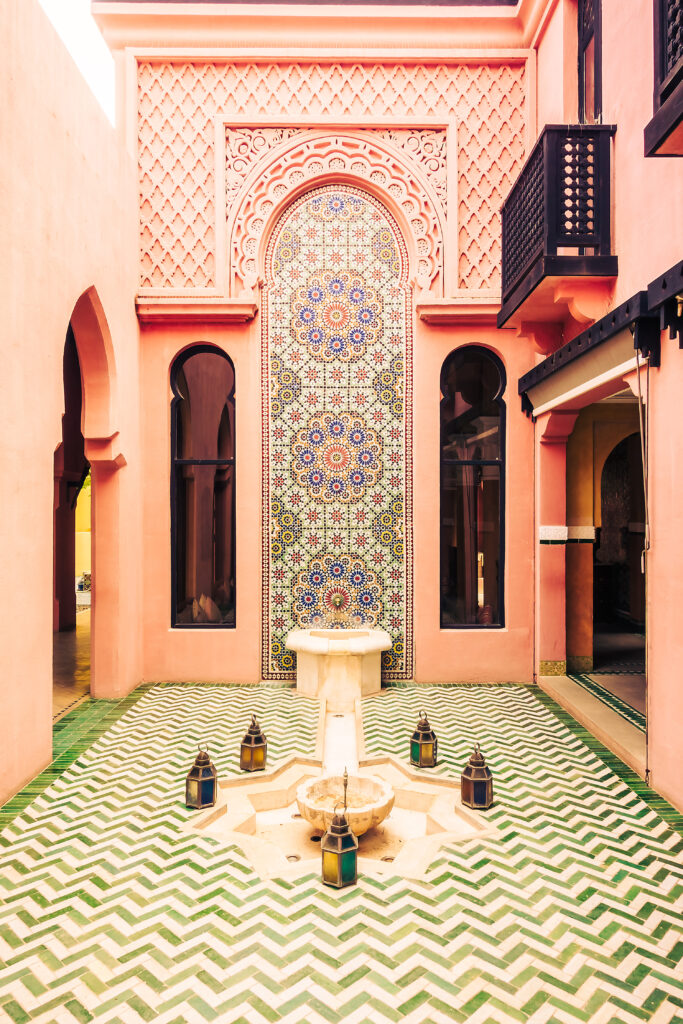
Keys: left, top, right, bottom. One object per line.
{"left": 263, "top": 185, "right": 412, "bottom": 679}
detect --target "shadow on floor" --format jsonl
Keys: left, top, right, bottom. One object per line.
{"left": 53, "top": 608, "right": 90, "bottom": 719}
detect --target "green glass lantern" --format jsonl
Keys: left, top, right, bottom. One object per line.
{"left": 240, "top": 714, "right": 267, "bottom": 771}
{"left": 460, "top": 743, "right": 494, "bottom": 809}
{"left": 410, "top": 710, "right": 438, "bottom": 767}
{"left": 321, "top": 801, "right": 358, "bottom": 888}
{"left": 185, "top": 743, "right": 218, "bottom": 809}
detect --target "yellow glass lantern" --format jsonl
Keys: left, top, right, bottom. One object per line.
{"left": 240, "top": 714, "right": 267, "bottom": 771}
{"left": 410, "top": 710, "right": 438, "bottom": 767}
{"left": 321, "top": 802, "right": 358, "bottom": 888}
{"left": 460, "top": 743, "right": 494, "bottom": 809}
{"left": 185, "top": 743, "right": 218, "bottom": 809}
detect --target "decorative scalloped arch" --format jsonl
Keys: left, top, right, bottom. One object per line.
{"left": 227, "top": 131, "right": 445, "bottom": 300}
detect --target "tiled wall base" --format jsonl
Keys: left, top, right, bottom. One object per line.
{"left": 538, "top": 659, "right": 567, "bottom": 675}
{"left": 0, "top": 682, "right": 681, "bottom": 1024}
{"left": 567, "top": 654, "right": 593, "bottom": 673}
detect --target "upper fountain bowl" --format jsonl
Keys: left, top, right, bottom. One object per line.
{"left": 286, "top": 627, "right": 392, "bottom": 710}
{"left": 296, "top": 773, "right": 394, "bottom": 836}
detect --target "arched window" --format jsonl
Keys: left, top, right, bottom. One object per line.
{"left": 440, "top": 347, "right": 505, "bottom": 628}
{"left": 171, "top": 346, "right": 235, "bottom": 627}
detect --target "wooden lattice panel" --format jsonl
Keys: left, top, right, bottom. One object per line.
{"left": 137, "top": 61, "right": 527, "bottom": 293}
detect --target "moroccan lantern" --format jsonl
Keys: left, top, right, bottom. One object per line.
{"left": 240, "top": 714, "right": 267, "bottom": 771}
{"left": 185, "top": 743, "right": 218, "bottom": 809}
{"left": 410, "top": 710, "right": 438, "bottom": 767}
{"left": 460, "top": 743, "right": 494, "bottom": 809}
{"left": 321, "top": 802, "right": 358, "bottom": 888}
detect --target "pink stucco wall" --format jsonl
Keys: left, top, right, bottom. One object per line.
{"left": 645, "top": 337, "right": 683, "bottom": 809}
{"left": 0, "top": 0, "right": 141, "bottom": 804}
{"left": 1, "top": 0, "right": 679, "bottom": 809}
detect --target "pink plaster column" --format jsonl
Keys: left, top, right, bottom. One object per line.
{"left": 535, "top": 411, "right": 578, "bottom": 677}
{"left": 86, "top": 439, "right": 127, "bottom": 699}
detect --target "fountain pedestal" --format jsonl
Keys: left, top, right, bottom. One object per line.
{"left": 285, "top": 628, "right": 392, "bottom": 711}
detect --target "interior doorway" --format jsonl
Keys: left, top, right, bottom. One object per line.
{"left": 591, "top": 430, "right": 646, "bottom": 716}
{"left": 53, "top": 326, "right": 91, "bottom": 719}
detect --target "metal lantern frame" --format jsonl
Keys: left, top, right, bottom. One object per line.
{"left": 240, "top": 714, "right": 267, "bottom": 772}
{"left": 185, "top": 743, "right": 218, "bottom": 809}
{"left": 460, "top": 742, "right": 494, "bottom": 809}
{"left": 410, "top": 710, "right": 438, "bottom": 768}
{"left": 320, "top": 800, "right": 358, "bottom": 889}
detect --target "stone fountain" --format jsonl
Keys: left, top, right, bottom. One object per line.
{"left": 185, "top": 605, "right": 496, "bottom": 880}
{"left": 296, "top": 769, "right": 394, "bottom": 836}
{"left": 285, "top": 599, "right": 392, "bottom": 712}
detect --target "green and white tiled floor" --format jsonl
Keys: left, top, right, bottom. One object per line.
{"left": 1, "top": 682, "right": 682, "bottom": 1024}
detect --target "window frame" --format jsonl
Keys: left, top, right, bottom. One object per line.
{"left": 578, "top": 0, "right": 602, "bottom": 124}
{"left": 439, "top": 346, "right": 506, "bottom": 631}
{"left": 170, "top": 344, "right": 236, "bottom": 630}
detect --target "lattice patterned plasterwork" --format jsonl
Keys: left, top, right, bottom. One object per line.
{"left": 457, "top": 66, "right": 526, "bottom": 289}
{"left": 228, "top": 133, "right": 444, "bottom": 299}
{"left": 137, "top": 61, "right": 526, "bottom": 292}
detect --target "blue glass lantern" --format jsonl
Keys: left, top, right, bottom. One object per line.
{"left": 185, "top": 743, "right": 218, "bottom": 809}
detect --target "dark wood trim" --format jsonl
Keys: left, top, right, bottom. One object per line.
{"left": 497, "top": 254, "right": 618, "bottom": 329}
{"left": 644, "top": 84, "right": 683, "bottom": 156}
{"left": 517, "top": 290, "right": 659, "bottom": 400}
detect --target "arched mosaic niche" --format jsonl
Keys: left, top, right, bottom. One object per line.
{"left": 262, "top": 184, "right": 413, "bottom": 680}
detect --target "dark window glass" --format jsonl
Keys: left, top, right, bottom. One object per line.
{"left": 579, "top": 0, "right": 602, "bottom": 123}
{"left": 440, "top": 347, "right": 505, "bottom": 628}
{"left": 171, "top": 347, "right": 235, "bottom": 627}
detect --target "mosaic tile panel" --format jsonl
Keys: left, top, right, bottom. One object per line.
{"left": 262, "top": 185, "right": 412, "bottom": 680}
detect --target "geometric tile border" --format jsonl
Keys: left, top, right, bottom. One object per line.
{"left": 569, "top": 673, "right": 647, "bottom": 735}
{"left": 1, "top": 681, "right": 681, "bottom": 1024}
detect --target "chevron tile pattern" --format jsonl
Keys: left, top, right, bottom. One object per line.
{"left": 1, "top": 682, "right": 682, "bottom": 1024}
{"left": 569, "top": 674, "right": 646, "bottom": 733}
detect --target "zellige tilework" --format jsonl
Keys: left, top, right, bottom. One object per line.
{"left": 262, "top": 186, "right": 413, "bottom": 680}
{"left": 0, "top": 682, "right": 681, "bottom": 1023}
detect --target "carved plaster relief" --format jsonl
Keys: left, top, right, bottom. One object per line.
{"left": 137, "top": 61, "right": 526, "bottom": 293}
{"left": 225, "top": 127, "right": 448, "bottom": 213}
{"left": 226, "top": 132, "right": 445, "bottom": 300}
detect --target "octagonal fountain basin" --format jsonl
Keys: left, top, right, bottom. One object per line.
{"left": 286, "top": 627, "right": 392, "bottom": 710}
{"left": 296, "top": 773, "right": 394, "bottom": 837}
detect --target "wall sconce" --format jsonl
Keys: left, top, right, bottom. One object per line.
{"left": 410, "top": 710, "right": 438, "bottom": 767}
{"left": 240, "top": 714, "right": 267, "bottom": 772}
{"left": 185, "top": 743, "right": 218, "bottom": 809}
{"left": 460, "top": 743, "right": 494, "bottom": 809}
